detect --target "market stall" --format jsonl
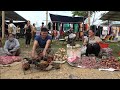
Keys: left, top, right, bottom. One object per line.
{"left": 49, "top": 13, "right": 86, "bottom": 40}
{"left": 100, "top": 11, "right": 120, "bottom": 42}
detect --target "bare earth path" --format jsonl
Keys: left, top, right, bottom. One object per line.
{"left": 1, "top": 62, "right": 120, "bottom": 79}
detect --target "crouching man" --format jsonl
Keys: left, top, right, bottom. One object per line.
{"left": 4, "top": 34, "right": 21, "bottom": 56}
{"left": 31, "top": 27, "right": 52, "bottom": 59}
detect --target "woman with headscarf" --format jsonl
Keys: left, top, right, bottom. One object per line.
{"left": 83, "top": 29, "right": 102, "bottom": 56}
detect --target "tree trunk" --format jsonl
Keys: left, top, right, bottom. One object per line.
{"left": 88, "top": 11, "right": 90, "bottom": 30}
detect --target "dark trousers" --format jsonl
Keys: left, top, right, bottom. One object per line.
{"left": 8, "top": 48, "right": 21, "bottom": 56}
{"left": 16, "top": 33, "right": 20, "bottom": 39}
{"left": 86, "top": 43, "right": 100, "bottom": 56}
{"left": 32, "top": 32, "right": 36, "bottom": 41}
{"left": 25, "top": 33, "right": 32, "bottom": 45}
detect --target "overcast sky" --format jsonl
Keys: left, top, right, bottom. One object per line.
{"left": 15, "top": 11, "right": 73, "bottom": 27}
{"left": 15, "top": 11, "right": 107, "bottom": 27}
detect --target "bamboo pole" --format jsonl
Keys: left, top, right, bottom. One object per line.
{"left": 2, "top": 11, "right": 5, "bottom": 39}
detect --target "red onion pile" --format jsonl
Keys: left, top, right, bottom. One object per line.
{"left": 79, "top": 56, "right": 99, "bottom": 69}
{"left": 78, "top": 56, "right": 120, "bottom": 70}
{"left": 0, "top": 56, "right": 21, "bottom": 65}
{"left": 99, "top": 56, "right": 120, "bottom": 69}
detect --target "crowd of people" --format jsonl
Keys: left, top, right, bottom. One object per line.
{"left": 0, "top": 19, "right": 104, "bottom": 63}
{"left": 0, "top": 20, "right": 52, "bottom": 59}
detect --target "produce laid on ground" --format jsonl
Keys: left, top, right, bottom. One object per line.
{"left": 99, "top": 56, "right": 120, "bottom": 70}
{"left": 99, "top": 48, "right": 113, "bottom": 58}
{"left": 22, "top": 48, "right": 67, "bottom": 73}
{"left": 78, "top": 55, "right": 99, "bottom": 69}
{"left": 67, "top": 54, "right": 120, "bottom": 71}
{"left": 0, "top": 56, "right": 22, "bottom": 65}
{"left": 53, "top": 48, "right": 67, "bottom": 63}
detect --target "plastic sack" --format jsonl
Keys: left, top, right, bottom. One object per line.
{"left": 68, "top": 56, "right": 80, "bottom": 63}
{"left": 81, "top": 46, "right": 87, "bottom": 55}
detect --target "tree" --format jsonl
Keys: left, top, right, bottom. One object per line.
{"left": 71, "top": 11, "right": 95, "bottom": 17}
{"left": 72, "top": 11, "right": 102, "bottom": 25}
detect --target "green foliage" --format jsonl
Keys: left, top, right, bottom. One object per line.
{"left": 71, "top": 11, "right": 97, "bottom": 17}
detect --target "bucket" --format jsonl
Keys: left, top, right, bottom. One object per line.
{"left": 99, "top": 42, "right": 109, "bottom": 48}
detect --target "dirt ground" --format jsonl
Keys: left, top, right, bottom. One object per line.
{"left": 1, "top": 39, "right": 120, "bottom": 79}
{"left": 1, "top": 61, "right": 120, "bottom": 79}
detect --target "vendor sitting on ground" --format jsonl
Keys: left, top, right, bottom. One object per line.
{"left": 31, "top": 27, "right": 52, "bottom": 59}
{"left": 4, "top": 34, "right": 20, "bottom": 56}
{"left": 83, "top": 29, "right": 102, "bottom": 56}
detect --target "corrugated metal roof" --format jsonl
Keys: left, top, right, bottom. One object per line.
{"left": 0, "top": 11, "right": 27, "bottom": 21}
{"left": 100, "top": 11, "right": 120, "bottom": 21}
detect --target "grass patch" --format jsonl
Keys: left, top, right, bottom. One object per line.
{"left": 1, "top": 38, "right": 120, "bottom": 57}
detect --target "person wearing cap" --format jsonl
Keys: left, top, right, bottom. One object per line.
{"left": 31, "top": 27, "right": 52, "bottom": 59}
{"left": 83, "top": 29, "right": 102, "bottom": 56}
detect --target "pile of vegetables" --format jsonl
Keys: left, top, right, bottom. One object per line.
{"left": 99, "top": 56, "right": 120, "bottom": 69}
{"left": 79, "top": 55, "right": 99, "bottom": 69}
{"left": 0, "top": 56, "right": 21, "bottom": 65}
{"left": 54, "top": 48, "right": 67, "bottom": 61}
{"left": 78, "top": 55, "right": 120, "bottom": 70}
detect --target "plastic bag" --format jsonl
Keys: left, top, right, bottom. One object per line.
{"left": 81, "top": 46, "right": 87, "bottom": 55}
{"left": 69, "top": 33, "right": 76, "bottom": 39}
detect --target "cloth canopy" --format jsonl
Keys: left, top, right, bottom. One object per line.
{"left": 49, "top": 13, "right": 86, "bottom": 23}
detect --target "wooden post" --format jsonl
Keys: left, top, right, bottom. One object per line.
{"left": 108, "top": 19, "right": 110, "bottom": 35}
{"left": 55, "top": 22, "right": 56, "bottom": 30}
{"left": 46, "top": 11, "right": 48, "bottom": 26}
{"left": 2, "top": 11, "right": 5, "bottom": 39}
{"left": 83, "top": 17, "right": 84, "bottom": 31}
{"left": 82, "top": 17, "right": 85, "bottom": 41}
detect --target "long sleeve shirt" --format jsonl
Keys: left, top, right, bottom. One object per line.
{"left": 4, "top": 38, "right": 20, "bottom": 53}
{"left": 8, "top": 23, "right": 17, "bottom": 34}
